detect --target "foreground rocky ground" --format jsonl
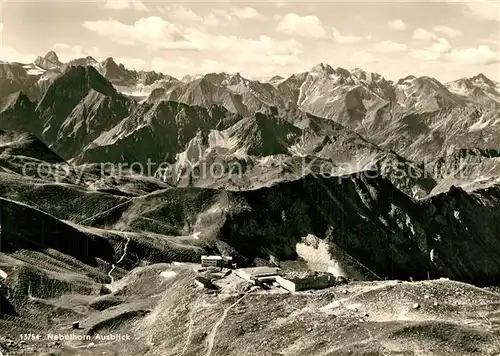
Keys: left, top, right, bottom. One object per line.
{"left": 1, "top": 263, "right": 499, "bottom": 356}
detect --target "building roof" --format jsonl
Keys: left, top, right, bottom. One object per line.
{"left": 201, "top": 255, "right": 232, "bottom": 260}
{"left": 236, "top": 267, "right": 280, "bottom": 277}
{"left": 282, "top": 270, "right": 332, "bottom": 282}
{"left": 201, "top": 255, "right": 223, "bottom": 260}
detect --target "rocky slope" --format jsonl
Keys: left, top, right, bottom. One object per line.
{"left": 1, "top": 264, "right": 499, "bottom": 356}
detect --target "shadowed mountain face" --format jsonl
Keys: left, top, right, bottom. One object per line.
{"left": 0, "top": 198, "right": 116, "bottom": 266}
{"left": 34, "top": 66, "right": 134, "bottom": 159}
{"left": 0, "top": 130, "right": 64, "bottom": 164}
{"left": 37, "top": 66, "right": 116, "bottom": 139}
{"left": 52, "top": 89, "right": 133, "bottom": 158}
{"left": 0, "top": 91, "right": 40, "bottom": 135}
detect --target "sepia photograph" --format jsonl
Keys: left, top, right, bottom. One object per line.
{"left": 0, "top": 0, "right": 500, "bottom": 355}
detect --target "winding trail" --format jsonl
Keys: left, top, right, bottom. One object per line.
{"left": 77, "top": 200, "right": 131, "bottom": 225}
{"left": 205, "top": 293, "right": 247, "bottom": 356}
{"left": 107, "top": 232, "right": 130, "bottom": 284}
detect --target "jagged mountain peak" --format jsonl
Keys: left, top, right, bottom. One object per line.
{"left": 230, "top": 72, "right": 243, "bottom": 80}
{"left": 472, "top": 72, "right": 494, "bottom": 83}
{"left": 43, "top": 51, "right": 59, "bottom": 61}
{"left": 103, "top": 57, "right": 117, "bottom": 65}
{"left": 269, "top": 75, "right": 285, "bottom": 82}
{"left": 226, "top": 72, "right": 251, "bottom": 86}
{"left": 43, "top": 51, "right": 60, "bottom": 62}
{"left": 200, "top": 72, "right": 231, "bottom": 86}
{"left": 397, "top": 75, "right": 453, "bottom": 92}
{"left": 335, "top": 66, "right": 352, "bottom": 78}
{"left": 181, "top": 74, "right": 203, "bottom": 82}
{"left": 351, "top": 68, "right": 369, "bottom": 80}
{"left": 68, "top": 55, "right": 101, "bottom": 69}
{"left": 470, "top": 73, "right": 497, "bottom": 89}
{"left": 36, "top": 65, "right": 119, "bottom": 143}
{"left": 445, "top": 73, "right": 500, "bottom": 107}
{"left": 396, "top": 75, "right": 417, "bottom": 85}
{"left": 101, "top": 57, "right": 120, "bottom": 72}
{"left": 310, "top": 62, "right": 335, "bottom": 75}
{"left": 351, "top": 68, "right": 386, "bottom": 83}
{"left": 59, "top": 65, "right": 117, "bottom": 96}
{"left": 398, "top": 75, "right": 435, "bottom": 85}
{"left": 34, "top": 50, "right": 62, "bottom": 70}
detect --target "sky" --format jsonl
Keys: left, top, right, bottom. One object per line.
{"left": 0, "top": 0, "right": 499, "bottom": 82}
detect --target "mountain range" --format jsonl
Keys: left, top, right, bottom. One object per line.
{"left": 1, "top": 51, "right": 500, "bottom": 194}
{"left": 1, "top": 50, "right": 500, "bottom": 355}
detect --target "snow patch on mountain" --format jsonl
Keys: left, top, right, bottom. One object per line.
{"left": 23, "top": 64, "right": 45, "bottom": 76}
{"left": 208, "top": 129, "right": 240, "bottom": 152}
{"left": 469, "top": 112, "right": 490, "bottom": 132}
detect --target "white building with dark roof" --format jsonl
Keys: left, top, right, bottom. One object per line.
{"left": 276, "top": 271, "right": 335, "bottom": 292}
{"left": 201, "top": 255, "right": 233, "bottom": 268}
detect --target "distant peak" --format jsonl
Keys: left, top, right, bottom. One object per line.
{"left": 471, "top": 73, "right": 495, "bottom": 86}
{"left": 227, "top": 72, "right": 247, "bottom": 85}
{"left": 352, "top": 67, "right": 366, "bottom": 75}
{"left": 269, "top": 75, "right": 284, "bottom": 81}
{"left": 44, "top": 51, "right": 60, "bottom": 63}
{"left": 351, "top": 68, "right": 369, "bottom": 81}
{"left": 396, "top": 75, "right": 417, "bottom": 85}
{"left": 103, "top": 57, "right": 118, "bottom": 66}
{"left": 311, "top": 62, "right": 334, "bottom": 74}
{"left": 335, "top": 67, "right": 351, "bottom": 78}
{"left": 230, "top": 72, "right": 242, "bottom": 81}
{"left": 101, "top": 57, "right": 124, "bottom": 78}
